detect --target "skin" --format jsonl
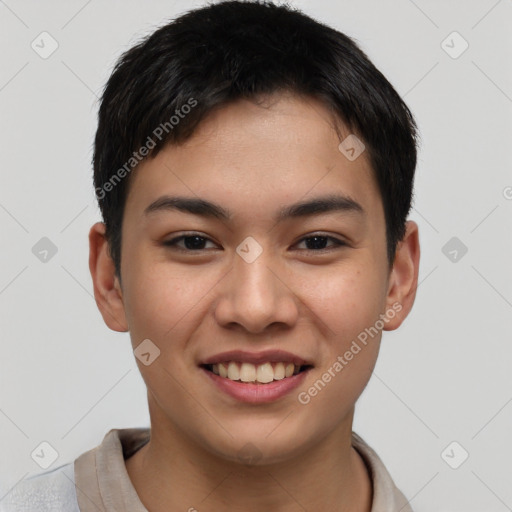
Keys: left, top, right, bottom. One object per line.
{"left": 89, "top": 92, "right": 420, "bottom": 512}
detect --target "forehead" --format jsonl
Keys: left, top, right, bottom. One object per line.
{"left": 125, "top": 93, "right": 382, "bottom": 224}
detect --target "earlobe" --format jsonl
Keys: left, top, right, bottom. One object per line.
{"left": 383, "top": 220, "right": 420, "bottom": 331}
{"left": 88, "top": 222, "right": 129, "bottom": 332}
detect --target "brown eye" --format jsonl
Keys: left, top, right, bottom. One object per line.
{"left": 295, "top": 235, "right": 346, "bottom": 252}
{"left": 163, "top": 233, "right": 219, "bottom": 251}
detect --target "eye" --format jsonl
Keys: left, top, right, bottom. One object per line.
{"left": 162, "top": 233, "right": 219, "bottom": 251}
{"left": 162, "top": 233, "right": 347, "bottom": 253}
{"left": 294, "top": 234, "right": 346, "bottom": 252}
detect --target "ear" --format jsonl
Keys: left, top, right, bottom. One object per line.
{"left": 383, "top": 220, "right": 420, "bottom": 331}
{"left": 88, "top": 222, "right": 128, "bottom": 332}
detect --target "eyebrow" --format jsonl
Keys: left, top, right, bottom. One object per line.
{"left": 143, "top": 194, "right": 364, "bottom": 222}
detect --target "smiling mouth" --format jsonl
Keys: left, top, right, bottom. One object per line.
{"left": 201, "top": 361, "right": 313, "bottom": 384}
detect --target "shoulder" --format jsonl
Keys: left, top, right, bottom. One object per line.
{"left": 351, "top": 432, "right": 413, "bottom": 512}
{"left": 0, "top": 462, "right": 80, "bottom": 512}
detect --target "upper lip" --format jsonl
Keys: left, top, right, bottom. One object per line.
{"left": 201, "top": 349, "right": 313, "bottom": 367}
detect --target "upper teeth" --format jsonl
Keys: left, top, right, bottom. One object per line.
{"left": 211, "top": 362, "right": 301, "bottom": 383}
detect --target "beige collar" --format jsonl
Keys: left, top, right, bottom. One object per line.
{"left": 74, "top": 428, "right": 412, "bottom": 511}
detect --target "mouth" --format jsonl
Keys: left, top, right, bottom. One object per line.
{"left": 199, "top": 350, "right": 314, "bottom": 402}
{"left": 200, "top": 361, "right": 314, "bottom": 385}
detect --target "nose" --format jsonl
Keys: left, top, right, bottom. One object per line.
{"left": 214, "top": 249, "right": 299, "bottom": 334}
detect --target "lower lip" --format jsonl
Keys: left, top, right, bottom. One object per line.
{"left": 201, "top": 367, "right": 311, "bottom": 403}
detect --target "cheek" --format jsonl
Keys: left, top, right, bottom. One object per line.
{"left": 302, "top": 263, "right": 386, "bottom": 342}
{"left": 121, "top": 254, "right": 230, "bottom": 369}
{"left": 295, "top": 271, "right": 383, "bottom": 427}
{"left": 122, "top": 261, "right": 210, "bottom": 397}
{"left": 121, "top": 254, "right": 198, "bottom": 345}
{"left": 298, "top": 262, "right": 385, "bottom": 400}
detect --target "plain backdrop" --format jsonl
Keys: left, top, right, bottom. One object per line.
{"left": 0, "top": 1, "right": 511, "bottom": 511}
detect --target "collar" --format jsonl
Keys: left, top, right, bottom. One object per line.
{"left": 74, "top": 428, "right": 412, "bottom": 511}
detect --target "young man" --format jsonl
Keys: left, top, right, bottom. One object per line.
{"left": 2, "top": 1, "right": 420, "bottom": 510}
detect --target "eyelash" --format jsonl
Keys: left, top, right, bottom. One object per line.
{"left": 162, "top": 232, "right": 347, "bottom": 253}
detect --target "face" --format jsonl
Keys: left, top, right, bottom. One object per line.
{"left": 91, "top": 92, "right": 418, "bottom": 465}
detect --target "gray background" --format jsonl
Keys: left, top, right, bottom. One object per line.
{"left": 1, "top": 1, "right": 511, "bottom": 510}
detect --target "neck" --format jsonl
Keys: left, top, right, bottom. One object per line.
{"left": 125, "top": 400, "right": 372, "bottom": 512}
